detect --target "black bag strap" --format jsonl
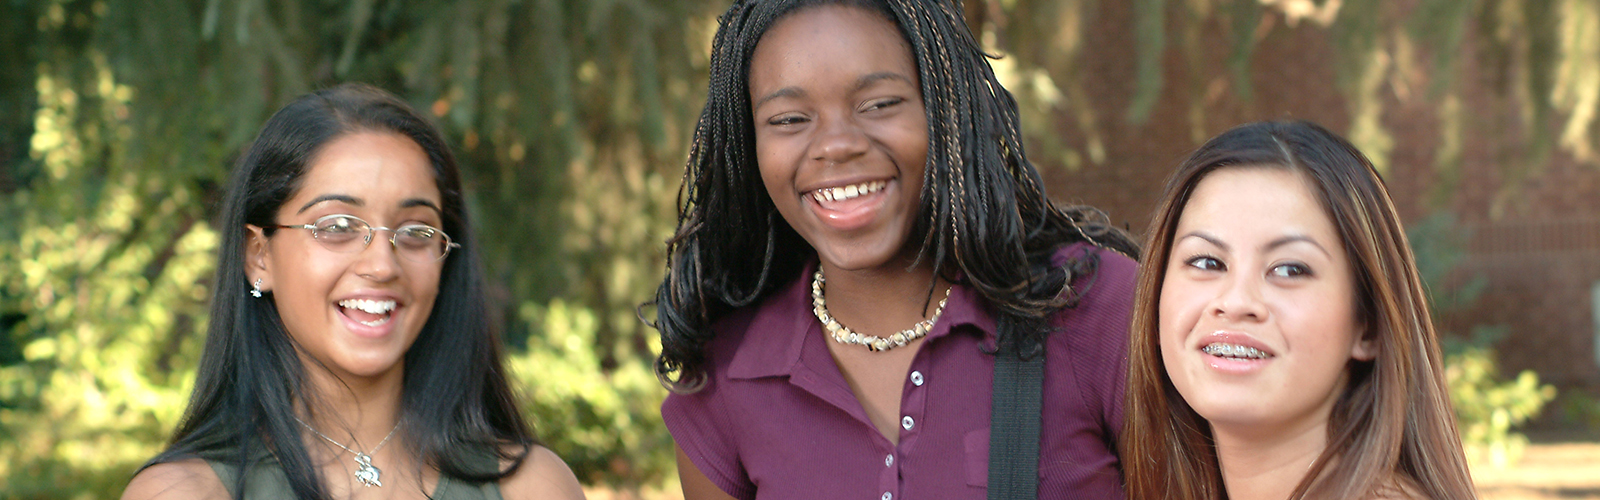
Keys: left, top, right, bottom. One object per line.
{"left": 987, "top": 344, "right": 1043, "bottom": 500}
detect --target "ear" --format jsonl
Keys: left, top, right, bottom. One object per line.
{"left": 244, "top": 225, "right": 272, "bottom": 292}
{"left": 1350, "top": 324, "right": 1378, "bottom": 362}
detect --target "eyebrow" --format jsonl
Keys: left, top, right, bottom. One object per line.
{"left": 752, "top": 87, "right": 803, "bottom": 112}
{"left": 857, "top": 71, "right": 914, "bottom": 92}
{"left": 750, "top": 72, "right": 916, "bottom": 111}
{"left": 1177, "top": 231, "right": 1333, "bottom": 258}
{"left": 298, "top": 194, "right": 361, "bottom": 213}
{"left": 400, "top": 198, "right": 444, "bottom": 215}
{"left": 1265, "top": 234, "right": 1332, "bottom": 258}
{"left": 297, "top": 194, "right": 443, "bottom": 215}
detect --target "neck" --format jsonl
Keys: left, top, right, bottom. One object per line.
{"left": 817, "top": 258, "right": 947, "bottom": 336}
{"left": 297, "top": 358, "right": 406, "bottom": 453}
{"left": 1211, "top": 418, "right": 1329, "bottom": 500}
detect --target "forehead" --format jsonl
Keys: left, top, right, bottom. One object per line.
{"left": 749, "top": 5, "right": 915, "bottom": 87}
{"left": 288, "top": 131, "right": 441, "bottom": 209}
{"left": 1176, "top": 167, "right": 1338, "bottom": 243}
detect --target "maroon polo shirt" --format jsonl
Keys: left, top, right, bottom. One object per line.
{"left": 662, "top": 243, "right": 1134, "bottom": 500}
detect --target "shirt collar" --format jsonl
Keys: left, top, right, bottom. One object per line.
{"left": 726, "top": 260, "right": 997, "bottom": 380}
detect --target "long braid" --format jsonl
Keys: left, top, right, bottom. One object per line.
{"left": 650, "top": 0, "right": 1137, "bottom": 390}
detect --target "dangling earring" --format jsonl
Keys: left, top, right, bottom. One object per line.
{"left": 250, "top": 278, "right": 264, "bottom": 298}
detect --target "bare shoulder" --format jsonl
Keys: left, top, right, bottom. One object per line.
{"left": 499, "top": 445, "right": 585, "bottom": 500}
{"left": 121, "top": 459, "right": 230, "bottom": 500}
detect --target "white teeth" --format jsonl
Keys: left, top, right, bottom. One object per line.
{"left": 338, "top": 298, "right": 396, "bottom": 315}
{"left": 1202, "top": 343, "right": 1271, "bottom": 359}
{"left": 813, "top": 180, "right": 887, "bottom": 202}
{"left": 339, "top": 299, "right": 395, "bottom": 327}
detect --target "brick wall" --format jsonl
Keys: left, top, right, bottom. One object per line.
{"left": 1025, "top": 2, "right": 1600, "bottom": 400}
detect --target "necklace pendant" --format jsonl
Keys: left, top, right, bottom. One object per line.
{"left": 353, "top": 453, "right": 383, "bottom": 487}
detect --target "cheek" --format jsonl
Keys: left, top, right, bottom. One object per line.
{"left": 754, "top": 139, "right": 797, "bottom": 201}
{"left": 1281, "top": 286, "right": 1363, "bottom": 361}
{"left": 273, "top": 245, "right": 339, "bottom": 295}
{"left": 1157, "top": 278, "right": 1203, "bottom": 338}
{"left": 893, "top": 120, "right": 929, "bottom": 183}
{"left": 1155, "top": 287, "right": 1196, "bottom": 368}
{"left": 270, "top": 253, "right": 343, "bottom": 337}
{"left": 412, "top": 268, "right": 443, "bottom": 304}
{"left": 760, "top": 168, "right": 789, "bottom": 204}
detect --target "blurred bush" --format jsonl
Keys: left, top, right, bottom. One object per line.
{"left": 0, "top": 38, "right": 214, "bottom": 498}
{"left": 0, "top": 0, "right": 709, "bottom": 496}
{"left": 509, "top": 299, "right": 673, "bottom": 490}
{"left": 1410, "top": 214, "right": 1557, "bottom": 468}
{"left": 1444, "top": 327, "right": 1558, "bottom": 468}
{"left": 7, "top": 0, "right": 1600, "bottom": 497}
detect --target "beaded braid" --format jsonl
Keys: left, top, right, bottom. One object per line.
{"left": 649, "top": 0, "right": 1138, "bottom": 391}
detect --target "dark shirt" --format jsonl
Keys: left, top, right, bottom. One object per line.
{"left": 662, "top": 243, "right": 1135, "bottom": 499}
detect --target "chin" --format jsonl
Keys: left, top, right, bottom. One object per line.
{"left": 820, "top": 240, "right": 922, "bottom": 273}
{"left": 1192, "top": 405, "right": 1267, "bottom": 428}
{"left": 816, "top": 247, "right": 891, "bottom": 271}
{"left": 1181, "top": 390, "right": 1273, "bottom": 426}
{"left": 341, "top": 362, "right": 404, "bottom": 380}
{"left": 332, "top": 350, "right": 408, "bottom": 379}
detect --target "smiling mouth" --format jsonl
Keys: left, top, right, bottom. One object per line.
{"left": 811, "top": 180, "right": 887, "bottom": 203}
{"left": 1201, "top": 342, "right": 1273, "bottom": 360}
{"left": 338, "top": 299, "right": 396, "bottom": 327}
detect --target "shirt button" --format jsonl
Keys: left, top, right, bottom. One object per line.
{"left": 901, "top": 416, "right": 914, "bottom": 430}
{"left": 885, "top": 454, "right": 894, "bottom": 467}
{"left": 882, "top": 493, "right": 892, "bottom": 500}
{"left": 910, "top": 371, "right": 924, "bottom": 386}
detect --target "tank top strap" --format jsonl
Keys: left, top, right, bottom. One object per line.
{"left": 433, "top": 446, "right": 505, "bottom": 500}
{"left": 206, "top": 454, "right": 296, "bottom": 498}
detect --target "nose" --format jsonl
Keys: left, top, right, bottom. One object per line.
{"left": 351, "top": 232, "right": 401, "bottom": 282}
{"left": 1211, "top": 272, "right": 1267, "bottom": 323}
{"left": 811, "top": 113, "right": 870, "bottom": 164}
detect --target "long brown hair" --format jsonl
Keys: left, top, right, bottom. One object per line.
{"left": 1122, "top": 120, "right": 1475, "bottom": 499}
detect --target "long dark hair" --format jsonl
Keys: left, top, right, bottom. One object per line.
{"left": 142, "top": 83, "right": 534, "bottom": 498}
{"left": 649, "top": 0, "right": 1137, "bottom": 391}
{"left": 1122, "top": 120, "right": 1475, "bottom": 499}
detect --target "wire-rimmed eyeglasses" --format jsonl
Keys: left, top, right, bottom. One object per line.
{"left": 275, "top": 214, "right": 460, "bottom": 263}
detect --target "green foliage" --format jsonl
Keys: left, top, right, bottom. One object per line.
{"left": 988, "top": 0, "right": 1600, "bottom": 184}
{"left": 1407, "top": 213, "right": 1488, "bottom": 313}
{"left": 1124, "top": 0, "right": 1166, "bottom": 125}
{"left": 1555, "top": 391, "right": 1600, "bottom": 431}
{"left": 1, "top": 0, "right": 712, "bottom": 496}
{"left": 509, "top": 299, "right": 673, "bottom": 489}
{"left": 0, "top": 9, "right": 214, "bottom": 496}
{"left": 1409, "top": 213, "right": 1557, "bottom": 468}
{"left": 5, "top": 0, "right": 1600, "bottom": 497}
{"left": 1444, "top": 327, "right": 1558, "bottom": 468}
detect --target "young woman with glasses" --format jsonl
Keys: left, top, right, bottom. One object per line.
{"left": 121, "top": 83, "right": 583, "bottom": 500}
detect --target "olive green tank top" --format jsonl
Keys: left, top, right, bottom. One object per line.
{"left": 208, "top": 453, "right": 503, "bottom": 499}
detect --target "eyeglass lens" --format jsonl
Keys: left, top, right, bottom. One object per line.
{"left": 311, "top": 215, "right": 451, "bottom": 262}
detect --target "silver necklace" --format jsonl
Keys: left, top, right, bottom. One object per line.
{"left": 811, "top": 269, "right": 951, "bottom": 351}
{"left": 293, "top": 416, "right": 400, "bottom": 487}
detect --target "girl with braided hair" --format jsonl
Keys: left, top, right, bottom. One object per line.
{"left": 648, "top": 1, "right": 1139, "bottom": 498}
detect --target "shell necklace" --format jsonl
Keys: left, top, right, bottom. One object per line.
{"left": 811, "top": 269, "right": 951, "bottom": 352}
{"left": 294, "top": 416, "right": 400, "bottom": 487}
